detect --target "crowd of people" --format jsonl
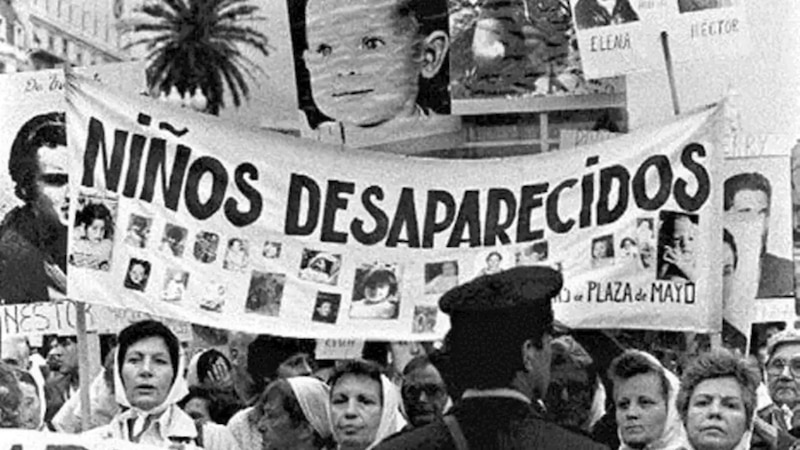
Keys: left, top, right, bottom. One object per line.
{"left": 0, "top": 266, "right": 799, "bottom": 450}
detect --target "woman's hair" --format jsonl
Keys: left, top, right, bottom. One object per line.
{"left": 10, "top": 111, "right": 66, "bottom": 202}
{"left": 620, "top": 237, "right": 637, "bottom": 248}
{"left": 676, "top": 349, "right": 760, "bottom": 424}
{"left": 608, "top": 350, "right": 670, "bottom": 402}
{"left": 117, "top": 320, "right": 180, "bottom": 385}
{"left": 329, "top": 359, "right": 385, "bottom": 405}
{"left": 196, "top": 349, "right": 231, "bottom": 385}
{"left": 360, "top": 268, "right": 399, "bottom": 297}
{"left": 723, "top": 228, "right": 738, "bottom": 269}
{"left": 15, "top": 369, "right": 38, "bottom": 392}
{"left": 76, "top": 202, "right": 114, "bottom": 239}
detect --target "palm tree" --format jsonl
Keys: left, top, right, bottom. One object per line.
{"left": 122, "top": 0, "right": 271, "bottom": 115}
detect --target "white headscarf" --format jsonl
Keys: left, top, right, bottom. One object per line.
{"left": 287, "top": 376, "right": 333, "bottom": 439}
{"left": 112, "top": 341, "right": 189, "bottom": 439}
{"left": 617, "top": 350, "right": 689, "bottom": 450}
{"left": 366, "top": 374, "right": 406, "bottom": 450}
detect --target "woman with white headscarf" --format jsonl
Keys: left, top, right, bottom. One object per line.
{"left": 256, "top": 376, "right": 334, "bottom": 449}
{"left": 328, "top": 359, "right": 406, "bottom": 450}
{"left": 86, "top": 320, "right": 239, "bottom": 450}
{"left": 608, "top": 349, "right": 689, "bottom": 450}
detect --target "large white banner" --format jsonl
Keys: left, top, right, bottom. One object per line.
{"left": 0, "top": 430, "right": 161, "bottom": 450}
{"left": 65, "top": 72, "right": 724, "bottom": 340}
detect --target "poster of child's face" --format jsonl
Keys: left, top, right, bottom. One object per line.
{"left": 69, "top": 193, "right": 117, "bottom": 271}
{"left": 656, "top": 210, "right": 699, "bottom": 283}
{"left": 262, "top": 240, "right": 282, "bottom": 259}
{"left": 591, "top": 235, "right": 614, "bottom": 267}
{"left": 124, "top": 258, "right": 151, "bottom": 291}
{"left": 299, "top": 249, "right": 341, "bottom": 285}
{"left": 160, "top": 223, "right": 187, "bottom": 258}
{"left": 124, "top": 214, "right": 151, "bottom": 248}
{"left": 412, "top": 305, "right": 437, "bottom": 333}
{"left": 424, "top": 261, "right": 459, "bottom": 294}
{"left": 515, "top": 241, "right": 549, "bottom": 266}
{"left": 223, "top": 238, "right": 249, "bottom": 271}
{"left": 636, "top": 217, "right": 656, "bottom": 268}
{"left": 288, "top": 0, "right": 451, "bottom": 129}
{"left": 245, "top": 271, "right": 286, "bottom": 317}
{"left": 312, "top": 292, "right": 341, "bottom": 324}
{"left": 193, "top": 231, "right": 219, "bottom": 264}
{"left": 678, "top": 0, "right": 733, "bottom": 14}
{"left": 161, "top": 268, "right": 189, "bottom": 302}
{"left": 350, "top": 263, "right": 401, "bottom": 320}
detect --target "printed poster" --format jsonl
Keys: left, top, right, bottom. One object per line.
{"left": 0, "top": 63, "right": 146, "bottom": 306}
{"left": 66, "top": 71, "right": 724, "bottom": 340}
{"left": 571, "top": 0, "right": 751, "bottom": 79}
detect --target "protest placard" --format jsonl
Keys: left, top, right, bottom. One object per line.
{"left": 0, "top": 430, "right": 162, "bottom": 450}
{"left": 571, "top": 0, "right": 751, "bottom": 79}
{"left": 0, "top": 62, "right": 145, "bottom": 305}
{"left": 65, "top": 71, "right": 724, "bottom": 339}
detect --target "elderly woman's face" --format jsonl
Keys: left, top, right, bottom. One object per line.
{"left": 258, "top": 388, "right": 305, "bottom": 450}
{"left": 331, "top": 374, "right": 382, "bottom": 450}
{"left": 121, "top": 336, "right": 174, "bottom": 411}
{"left": 685, "top": 377, "right": 748, "bottom": 450}
{"left": 614, "top": 373, "right": 668, "bottom": 448}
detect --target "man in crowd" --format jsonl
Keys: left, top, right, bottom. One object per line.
{"left": 401, "top": 355, "right": 451, "bottom": 429}
{"left": 724, "top": 172, "right": 793, "bottom": 298}
{"left": 43, "top": 336, "right": 78, "bottom": 428}
{"left": 754, "top": 329, "right": 800, "bottom": 448}
{"left": 0, "top": 112, "right": 69, "bottom": 304}
{"left": 376, "top": 266, "right": 608, "bottom": 449}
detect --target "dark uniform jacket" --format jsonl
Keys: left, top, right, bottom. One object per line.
{"left": 374, "top": 396, "right": 609, "bottom": 450}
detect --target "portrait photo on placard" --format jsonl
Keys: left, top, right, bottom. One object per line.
{"left": 223, "top": 237, "right": 250, "bottom": 271}
{"left": 474, "top": 249, "right": 509, "bottom": 278}
{"left": 424, "top": 260, "right": 459, "bottom": 294}
{"left": 287, "top": 0, "right": 451, "bottom": 134}
{"left": 515, "top": 241, "right": 549, "bottom": 266}
{"left": 678, "top": 0, "right": 733, "bottom": 14}
{"left": 123, "top": 214, "right": 151, "bottom": 248}
{"left": 245, "top": 271, "right": 286, "bottom": 317}
{"left": 656, "top": 210, "right": 698, "bottom": 283}
{"left": 123, "top": 258, "right": 151, "bottom": 292}
{"left": 572, "top": 0, "right": 639, "bottom": 30}
{"left": 298, "top": 249, "right": 341, "bottom": 285}
{"left": 262, "top": 240, "right": 282, "bottom": 259}
{"left": 590, "top": 234, "right": 615, "bottom": 268}
{"left": 161, "top": 268, "right": 189, "bottom": 302}
{"left": 160, "top": 223, "right": 187, "bottom": 258}
{"left": 311, "top": 292, "right": 341, "bottom": 324}
{"left": 198, "top": 280, "right": 228, "bottom": 313}
{"left": 636, "top": 217, "right": 657, "bottom": 269}
{"left": 193, "top": 231, "right": 220, "bottom": 264}
{"left": 69, "top": 192, "right": 117, "bottom": 272}
{"left": 412, "top": 305, "right": 437, "bottom": 333}
{"left": 350, "top": 262, "right": 401, "bottom": 320}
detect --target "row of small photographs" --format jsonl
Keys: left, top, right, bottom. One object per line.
{"left": 121, "top": 257, "right": 438, "bottom": 332}
{"left": 589, "top": 212, "right": 699, "bottom": 283}
{"left": 123, "top": 213, "right": 284, "bottom": 270}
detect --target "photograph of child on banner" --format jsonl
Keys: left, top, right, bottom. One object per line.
{"left": 198, "top": 280, "right": 227, "bottom": 312}
{"left": 476, "top": 250, "right": 506, "bottom": 277}
{"left": 159, "top": 224, "right": 186, "bottom": 258}
{"left": 245, "top": 271, "right": 286, "bottom": 317}
{"left": 678, "top": 0, "right": 734, "bottom": 13}
{"left": 69, "top": 194, "right": 116, "bottom": 271}
{"left": 423, "top": 260, "right": 458, "bottom": 294}
{"left": 298, "top": 250, "right": 341, "bottom": 285}
{"left": 262, "top": 240, "right": 282, "bottom": 259}
{"left": 291, "top": 0, "right": 451, "bottom": 135}
{"left": 412, "top": 305, "right": 437, "bottom": 333}
{"left": 0, "top": 111, "right": 68, "bottom": 304}
{"left": 636, "top": 217, "right": 656, "bottom": 269}
{"left": 656, "top": 211, "right": 698, "bottom": 283}
{"left": 449, "top": 0, "right": 622, "bottom": 101}
{"left": 311, "top": 292, "right": 341, "bottom": 324}
{"left": 123, "top": 258, "right": 151, "bottom": 292}
{"left": 193, "top": 231, "right": 219, "bottom": 264}
{"left": 223, "top": 238, "right": 249, "bottom": 271}
{"left": 590, "top": 234, "right": 614, "bottom": 268}
{"left": 573, "top": 0, "right": 639, "bottom": 30}
{"left": 161, "top": 269, "right": 189, "bottom": 302}
{"left": 724, "top": 171, "right": 794, "bottom": 299}
{"left": 349, "top": 263, "right": 401, "bottom": 319}
{"left": 514, "top": 240, "right": 548, "bottom": 266}
{"left": 122, "top": 214, "right": 150, "bottom": 248}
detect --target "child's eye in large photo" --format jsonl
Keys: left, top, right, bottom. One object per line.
{"left": 316, "top": 44, "right": 332, "bottom": 57}
{"left": 362, "top": 37, "right": 385, "bottom": 50}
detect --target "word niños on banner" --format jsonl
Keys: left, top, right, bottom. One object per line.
{"left": 285, "top": 144, "right": 710, "bottom": 248}
{"left": 81, "top": 113, "right": 262, "bottom": 227}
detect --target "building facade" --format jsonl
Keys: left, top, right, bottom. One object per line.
{"left": 0, "top": 0, "right": 128, "bottom": 73}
